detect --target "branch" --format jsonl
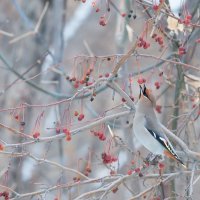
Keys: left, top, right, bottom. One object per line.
{"left": 9, "top": 2, "right": 49, "bottom": 44}
{"left": 4, "top": 110, "right": 132, "bottom": 148}
{"left": 29, "top": 154, "right": 90, "bottom": 180}
{"left": 160, "top": 123, "right": 200, "bottom": 161}
{"left": 129, "top": 174, "right": 176, "bottom": 200}
{"left": 112, "top": 40, "right": 138, "bottom": 76}
{"left": 107, "top": 81, "right": 135, "bottom": 109}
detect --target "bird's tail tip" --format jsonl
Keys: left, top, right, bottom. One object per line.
{"left": 178, "top": 159, "right": 187, "bottom": 169}
{"left": 180, "top": 162, "right": 187, "bottom": 169}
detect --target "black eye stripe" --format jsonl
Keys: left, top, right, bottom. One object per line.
{"left": 143, "top": 86, "right": 149, "bottom": 98}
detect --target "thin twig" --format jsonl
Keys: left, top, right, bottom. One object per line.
{"left": 9, "top": 2, "right": 49, "bottom": 44}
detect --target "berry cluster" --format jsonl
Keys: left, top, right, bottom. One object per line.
{"left": 99, "top": 16, "right": 107, "bottom": 26}
{"left": 178, "top": 46, "right": 186, "bottom": 55}
{"left": 153, "top": 4, "right": 159, "bottom": 11}
{"left": 152, "top": 33, "right": 164, "bottom": 47}
{"left": 127, "top": 10, "right": 136, "bottom": 19}
{"left": 63, "top": 128, "right": 71, "bottom": 141}
{"left": 0, "top": 191, "right": 9, "bottom": 200}
{"left": 127, "top": 167, "right": 141, "bottom": 175}
{"left": 101, "top": 152, "right": 117, "bottom": 164}
{"left": 178, "top": 14, "right": 192, "bottom": 26}
{"left": 98, "top": 72, "right": 110, "bottom": 78}
{"left": 84, "top": 164, "right": 92, "bottom": 176}
{"left": 152, "top": 0, "right": 163, "bottom": 12}
{"left": 74, "top": 111, "right": 85, "bottom": 121}
{"left": 137, "top": 37, "right": 150, "bottom": 49}
{"left": 66, "top": 68, "right": 94, "bottom": 89}
{"left": 91, "top": 1, "right": 100, "bottom": 13}
{"left": 91, "top": 130, "right": 106, "bottom": 141}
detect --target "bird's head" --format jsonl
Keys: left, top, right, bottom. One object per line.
{"left": 139, "top": 84, "right": 156, "bottom": 108}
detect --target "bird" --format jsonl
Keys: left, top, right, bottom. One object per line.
{"left": 133, "top": 84, "right": 186, "bottom": 168}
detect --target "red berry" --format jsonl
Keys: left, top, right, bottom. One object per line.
{"left": 158, "top": 40, "right": 163, "bottom": 45}
{"left": 153, "top": 4, "right": 159, "bottom": 11}
{"left": 131, "top": 160, "right": 135, "bottom": 165}
{"left": 98, "top": 132, "right": 103, "bottom": 137}
{"left": 96, "top": 8, "right": 100, "bottom": 12}
{"left": 152, "top": 33, "right": 157, "bottom": 38}
{"left": 183, "top": 19, "right": 190, "bottom": 25}
{"left": 110, "top": 170, "right": 116, "bottom": 175}
{"left": 86, "top": 165, "right": 92, "bottom": 173}
{"left": 127, "top": 169, "right": 133, "bottom": 175}
{"left": 159, "top": 71, "right": 163, "bottom": 76}
{"left": 158, "top": 162, "right": 165, "bottom": 169}
{"left": 137, "top": 77, "right": 146, "bottom": 84}
{"left": 71, "top": 77, "right": 76, "bottom": 81}
{"left": 178, "top": 47, "right": 186, "bottom": 55}
{"left": 186, "top": 14, "right": 192, "bottom": 20}
{"left": 137, "top": 42, "right": 143, "bottom": 47}
{"left": 111, "top": 156, "right": 117, "bottom": 162}
{"left": 142, "top": 78, "right": 146, "bottom": 83}
{"left": 138, "top": 172, "right": 143, "bottom": 177}
{"left": 139, "top": 37, "right": 143, "bottom": 41}
{"left": 155, "top": 105, "right": 162, "bottom": 114}
{"left": 122, "top": 98, "right": 126, "bottom": 102}
{"left": 0, "top": 144, "right": 4, "bottom": 151}
{"left": 99, "top": 134, "right": 106, "bottom": 141}
{"left": 80, "top": 79, "right": 85, "bottom": 84}
{"left": 74, "top": 111, "right": 79, "bottom": 116}
{"left": 78, "top": 113, "right": 85, "bottom": 121}
{"left": 134, "top": 167, "right": 140, "bottom": 173}
{"left": 154, "top": 81, "right": 160, "bottom": 89}
{"left": 99, "top": 16, "right": 107, "bottom": 26}
{"left": 196, "top": 38, "right": 200, "bottom": 43}
{"left": 143, "top": 42, "right": 150, "bottom": 49}
{"left": 33, "top": 132, "right": 40, "bottom": 138}
{"left": 14, "top": 115, "right": 19, "bottom": 120}
{"left": 74, "top": 82, "right": 79, "bottom": 88}
{"left": 91, "top": 1, "right": 96, "bottom": 7}
{"left": 93, "top": 131, "right": 99, "bottom": 136}
{"left": 112, "top": 187, "right": 118, "bottom": 193}
{"left": 56, "top": 127, "right": 60, "bottom": 134}
{"left": 82, "top": 0, "right": 86, "bottom": 3}
{"left": 121, "top": 13, "right": 126, "bottom": 17}
{"left": 63, "top": 128, "right": 70, "bottom": 136}
{"left": 105, "top": 73, "right": 110, "bottom": 77}
{"left": 178, "top": 18, "right": 183, "bottom": 24}
{"left": 66, "top": 135, "right": 71, "bottom": 141}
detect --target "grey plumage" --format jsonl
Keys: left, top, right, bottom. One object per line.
{"left": 133, "top": 85, "right": 186, "bottom": 167}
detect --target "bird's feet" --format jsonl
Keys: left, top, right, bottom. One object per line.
{"left": 145, "top": 153, "right": 163, "bottom": 166}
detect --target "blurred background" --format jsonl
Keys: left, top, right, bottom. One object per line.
{"left": 0, "top": 0, "right": 200, "bottom": 199}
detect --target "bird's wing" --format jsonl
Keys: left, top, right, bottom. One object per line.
{"left": 144, "top": 115, "right": 186, "bottom": 167}
{"left": 144, "top": 126, "right": 185, "bottom": 167}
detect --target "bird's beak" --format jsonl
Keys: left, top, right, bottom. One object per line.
{"left": 139, "top": 85, "right": 143, "bottom": 99}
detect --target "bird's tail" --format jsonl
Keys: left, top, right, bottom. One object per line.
{"left": 164, "top": 150, "right": 187, "bottom": 168}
